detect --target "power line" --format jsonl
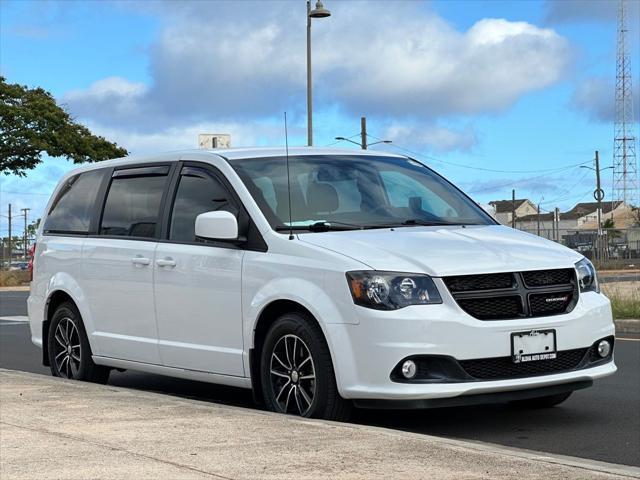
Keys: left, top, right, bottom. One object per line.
{"left": 323, "top": 132, "right": 360, "bottom": 148}
{"left": 368, "top": 135, "right": 591, "bottom": 174}
{"left": 466, "top": 166, "right": 585, "bottom": 194}
{"left": 1, "top": 189, "right": 52, "bottom": 197}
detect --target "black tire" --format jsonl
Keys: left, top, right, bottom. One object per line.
{"left": 47, "top": 302, "right": 110, "bottom": 384}
{"left": 510, "top": 391, "right": 573, "bottom": 408}
{"left": 260, "top": 312, "right": 351, "bottom": 421}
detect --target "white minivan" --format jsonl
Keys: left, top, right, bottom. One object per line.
{"left": 28, "top": 148, "right": 616, "bottom": 420}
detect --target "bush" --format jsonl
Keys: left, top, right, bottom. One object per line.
{"left": 602, "top": 282, "right": 640, "bottom": 319}
{"left": 0, "top": 270, "right": 30, "bottom": 287}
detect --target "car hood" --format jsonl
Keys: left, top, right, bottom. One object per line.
{"left": 298, "top": 225, "right": 583, "bottom": 277}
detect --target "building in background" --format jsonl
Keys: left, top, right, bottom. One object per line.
{"left": 198, "top": 134, "right": 231, "bottom": 149}
{"left": 488, "top": 199, "right": 537, "bottom": 225}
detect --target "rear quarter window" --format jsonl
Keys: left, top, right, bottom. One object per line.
{"left": 99, "top": 173, "right": 168, "bottom": 238}
{"left": 44, "top": 169, "right": 106, "bottom": 234}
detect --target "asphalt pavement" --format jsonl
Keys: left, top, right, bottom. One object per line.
{"left": 1, "top": 290, "right": 639, "bottom": 467}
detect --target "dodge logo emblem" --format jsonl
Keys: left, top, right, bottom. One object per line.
{"left": 545, "top": 296, "right": 568, "bottom": 303}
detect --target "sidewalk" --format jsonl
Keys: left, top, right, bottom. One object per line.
{"left": 1, "top": 370, "right": 638, "bottom": 480}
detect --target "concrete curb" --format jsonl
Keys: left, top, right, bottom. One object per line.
{"left": 0, "top": 286, "right": 29, "bottom": 292}
{"left": 600, "top": 275, "right": 640, "bottom": 283}
{"left": 1, "top": 368, "right": 638, "bottom": 480}
{"left": 615, "top": 319, "right": 640, "bottom": 335}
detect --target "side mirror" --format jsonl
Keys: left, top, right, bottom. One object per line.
{"left": 195, "top": 211, "right": 238, "bottom": 240}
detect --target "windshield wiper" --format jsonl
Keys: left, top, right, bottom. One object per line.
{"left": 275, "top": 221, "right": 363, "bottom": 232}
{"left": 401, "top": 219, "right": 483, "bottom": 226}
{"left": 401, "top": 219, "right": 455, "bottom": 226}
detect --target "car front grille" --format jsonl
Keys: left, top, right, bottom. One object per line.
{"left": 443, "top": 269, "right": 578, "bottom": 320}
{"left": 457, "top": 296, "right": 523, "bottom": 320}
{"left": 458, "top": 348, "right": 588, "bottom": 380}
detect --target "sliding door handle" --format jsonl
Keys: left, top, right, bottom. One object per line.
{"left": 156, "top": 257, "right": 177, "bottom": 268}
{"left": 131, "top": 256, "right": 151, "bottom": 266}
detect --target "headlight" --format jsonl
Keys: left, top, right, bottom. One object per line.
{"left": 346, "top": 271, "right": 442, "bottom": 310}
{"left": 575, "top": 258, "right": 599, "bottom": 293}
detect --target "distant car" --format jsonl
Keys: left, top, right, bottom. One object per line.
{"left": 9, "top": 262, "right": 29, "bottom": 271}
{"left": 28, "top": 148, "right": 616, "bottom": 420}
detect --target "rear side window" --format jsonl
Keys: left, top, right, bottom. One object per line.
{"left": 100, "top": 170, "right": 169, "bottom": 238}
{"left": 170, "top": 167, "right": 236, "bottom": 242}
{"left": 44, "top": 169, "right": 106, "bottom": 234}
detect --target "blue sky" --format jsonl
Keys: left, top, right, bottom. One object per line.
{"left": 1, "top": 0, "right": 639, "bottom": 235}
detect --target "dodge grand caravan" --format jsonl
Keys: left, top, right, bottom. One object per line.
{"left": 28, "top": 148, "right": 616, "bottom": 420}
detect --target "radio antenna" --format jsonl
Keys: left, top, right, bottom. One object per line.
{"left": 284, "top": 112, "right": 294, "bottom": 240}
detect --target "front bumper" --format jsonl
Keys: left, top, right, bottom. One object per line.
{"left": 326, "top": 288, "right": 616, "bottom": 402}
{"left": 353, "top": 380, "right": 594, "bottom": 409}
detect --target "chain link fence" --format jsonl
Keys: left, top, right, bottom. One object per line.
{"left": 517, "top": 227, "right": 640, "bottom": 268}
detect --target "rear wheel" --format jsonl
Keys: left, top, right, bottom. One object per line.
{"left": 510, "top": 391, "right": 572, "bottom": 408}
{"left": 260, "top": 312, "right": 351, "bottom": 421}
{"left": 48, "top": 302, "right": 110, "bottom": 384}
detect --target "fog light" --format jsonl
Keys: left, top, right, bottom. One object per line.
{"left": 597, "top": 340, "right": 611, "bottom": 358}
{"left": 401, "top": 360, "right": 417, "bottom": 379}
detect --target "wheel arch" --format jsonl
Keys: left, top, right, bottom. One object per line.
{"left": 43, "top": 290, "right": 76, "bottom": 366}
{"left": 42, "top": 284, "right": 96, "bottom": 366}
{"left": 249, "top": 299, "right": 327, "bottom": 405}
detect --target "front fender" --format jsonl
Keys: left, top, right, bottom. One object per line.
{"left": 245, "top": 275, "right": 356, "bottom": 348}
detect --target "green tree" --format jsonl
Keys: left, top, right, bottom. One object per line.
{"left": 27, "top": 218, "right": 41, "bottom": 238}
{"left": 0, "top": 76, "right": 127, "bottom": 176}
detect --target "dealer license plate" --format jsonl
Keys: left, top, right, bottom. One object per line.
{"left": 511, "top": 329, "right": 557, "bottom": 364}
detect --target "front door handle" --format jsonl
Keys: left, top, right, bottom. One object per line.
{"left": 131, "top": 256, "right": 151, "bottom": 266}
{"left": 156, "top": 257, "right": 177, "bottom": 268}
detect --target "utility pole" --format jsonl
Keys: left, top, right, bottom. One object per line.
{"left": 7, "top": 204, "right": 12, "bottom": 269}
{"left": 335, "top": 117, "right": 391, "bottom": 149}
{"left": 554, "top": 207, "right": 560, "bottom": 242}
{"left": 21, "top": 208, "right": 30, "bottom": 260}
{"left": 595, "top": 151, "right": 603, "bottom": 235}
{"left": 537, "top": 203, "right": 541, "bottom": 236}
{"left": 511, "top": 189, "right": 516, "bottom": 228}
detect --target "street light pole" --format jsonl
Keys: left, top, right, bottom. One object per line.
{"left": 306, "top": 1, "right": 331, "bottom": 147}
{"left": 306, "top": 1, "right": 312, "bottom": 146}
{"left": 335, "top": 116, "right": 392, "bottom": 149}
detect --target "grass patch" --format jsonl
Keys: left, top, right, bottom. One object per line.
{"left": 602, "top": 282, "right": 640, "bottom": 319}
{"left": 0, "top": 270, "right": 30, "bottom": 287}
{"left": 609, "top": 296, "right": 640, "bottom": 319}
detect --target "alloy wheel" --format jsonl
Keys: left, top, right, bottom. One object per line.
{"left": 269, "top": 334, "right": 316, "bottom": 415}
{"left": 52, "top": 317, "right": 82, "bottom": 379}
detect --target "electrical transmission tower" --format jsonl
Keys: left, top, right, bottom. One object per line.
{"left": 612, "top": 0, "right": 639, "bottom": 209}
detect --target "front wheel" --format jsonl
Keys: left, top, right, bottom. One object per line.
{"left": 260, "top": 312, "right": 351, "bottom": 421}
{"left": 48, "top": 302, "right": 110, "bottom": 384}
{"left": 510, "top": 391, "right": 573, "bottom": 408}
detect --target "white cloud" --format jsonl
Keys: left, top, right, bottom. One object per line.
{"left": 383, "top": 123, "right": 478, "bottom": 153}
{"left": 85, "top": 121, "right": 295, "bottom": 155}
{"left": 543, "top": 0, "right": 639, "bottom": 24}
{"left": 66, "top": 76, "right": 147, "bottom": 99}
{"left": 63, "top": 2, "right": 572, "bottom": 129}
{"left": 570, "top": 76, "right": 640, "bottom": 123}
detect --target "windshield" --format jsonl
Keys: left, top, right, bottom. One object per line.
{"left": 230, "top": 155, "right": 494, "bottom": 231}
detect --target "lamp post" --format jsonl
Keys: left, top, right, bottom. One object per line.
{"left": 307, "top": 0, "right": 331, "bottom": 147}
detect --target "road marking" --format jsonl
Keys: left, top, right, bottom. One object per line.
{"left": 0, "top": 316, "right": 29, "bottom": 323}
{"left": 617, "top": 337, "right": 640, "bottom": 342}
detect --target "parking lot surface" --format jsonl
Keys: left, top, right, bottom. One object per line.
{"left": 1, "top": 290, "right": 638, "bottom": 467}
